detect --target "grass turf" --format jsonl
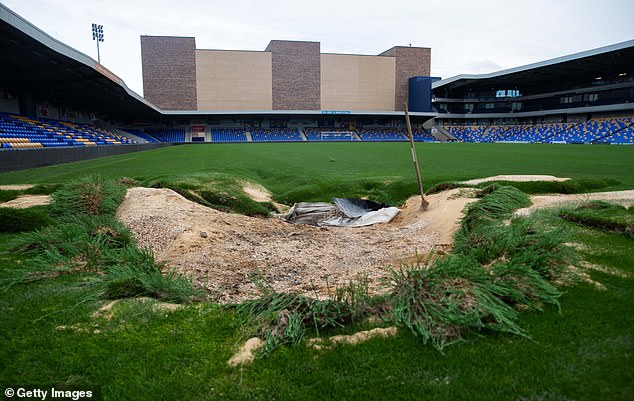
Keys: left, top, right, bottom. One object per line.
{"left": 1, "top": 143, "right": 633, "bottom": 205}
{"left": 1, "top": 215, "right": 631, "bottom": 400}
{"left": 1, "top": 142, "right": 633, "bottom": 400}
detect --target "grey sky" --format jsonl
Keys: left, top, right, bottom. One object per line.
{"left": 3, "top": 0, "right": 634, "bottom": 96}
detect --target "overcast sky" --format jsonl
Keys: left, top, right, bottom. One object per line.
{"left": 3, "top": 0, "right": 634, "bottom": 96}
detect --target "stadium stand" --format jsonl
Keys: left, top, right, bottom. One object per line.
{"left": 124, "top": 128, "right": 159, "bottom": 143}
{"left": 303, "top": 128, "right": 359, "bottom": 142}
{"left": 442, "top": 117, "right": 634, "bottom": 144}
{"left": 448, "top": 126, "right": 487, "bottom": 142}
{"left": 411, "top": 129, "right": 436, "bottom": 142}
{"left": 145, "top": 128, "right": 185, "bottom": 143}
{"left": 0, "top": 113, "right": 137, "bottom": 149}
{"left": 211, "top": 128, "right": 247, "bottom": 143}
{"left": 602, "top": 128, "right": 634, "bottom": 144}
{"left": 358, "top": 128, "right": 407, "bottom": 142}
{"left": 250, "top": 128, "right": 303, "bottom": 142}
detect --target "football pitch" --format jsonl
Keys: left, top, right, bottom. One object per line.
{"left": 1, "top": 142, "right": 633, "bottom": 201}
{"left": 0, "top": 142, "right": 633, "bottom": 401}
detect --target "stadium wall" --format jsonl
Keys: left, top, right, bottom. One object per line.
{"left": 321, "top": 54, "right": 396, "bottom": 111}
{"left": 195, "top": 50, "right": 273, "bottom": 110}
{"left": 141, "top": 36, "right": 197, "bottom": 110}
{"left": 265, "top": 40, "right": 321, "bottom": 110}
{"left": 379, "top": 47, "right": 431, "bottom": 111}
{"left": 140, "top": 37, "right": 431, "bottom": 112}
{"left": 0, "top": 143, "right": 172, "bottom": 172}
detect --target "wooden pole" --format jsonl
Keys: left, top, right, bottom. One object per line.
{"left": 404, "top": 102, "right": 429, "bottom": 210}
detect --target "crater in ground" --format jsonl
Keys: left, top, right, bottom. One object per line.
{"left": 112, "top": 175, "right": 633, "bottom": 303}
{"left": 116, "top": 187, "right": 473, "bottom": 303}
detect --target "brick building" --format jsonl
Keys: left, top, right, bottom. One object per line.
{"left": 141, "top": 37, "right": 431, "bottom": 112}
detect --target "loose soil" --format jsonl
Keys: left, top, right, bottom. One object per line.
{"left": 307, "top": 327, "right": 399, "bottom": 350}
{"left": 0, "top": 195, "right": 50, "bottom": 208}
{"left": 116, "top": 187, "right": 475, "bottom": 303}
{"left": 0, "top": 184, "right": 36, "bottom": 190}
{"left": 460, "top": 175, "right": 570, "bottom": 185}
{"left": 114, "top": 175, "right": 634, "bottom": 304}
{"left": 515, "top": 190, "right": 634, "bottom": 216}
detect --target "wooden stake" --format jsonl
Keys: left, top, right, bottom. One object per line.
{"left": 404, "top": 103, "right": 429, "bottom": 210}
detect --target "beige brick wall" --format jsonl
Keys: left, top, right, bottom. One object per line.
{"left": 195, "top": 50, "right": 272, "bottom": 110}
{"left": 321, "top": 54, "right": 395, "bottom": 111}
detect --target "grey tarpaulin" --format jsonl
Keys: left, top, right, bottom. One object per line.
{"left": 281, "top": 198, "right": 399, "bottom": 227}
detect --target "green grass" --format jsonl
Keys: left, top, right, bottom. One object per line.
{"left": 0, "top": 143, "right": 633, "bottom": 400}
{"left": 148, "top": 174, "right": 275, "bottom": 216}
{"left": 1, "top": 143, "right": 633, "bottom": 205}
{"left": 559, "top": 201, "right": 634, "bottom": 238}
{"left": 428, "top": 178, "right": 623, "bottom": 195}
{"left": 0, "top": 205, "right": 54, "bottom": 233}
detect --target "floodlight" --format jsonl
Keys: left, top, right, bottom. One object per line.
{"left": 91, "top": 23, "right": 104, "bottom": 63}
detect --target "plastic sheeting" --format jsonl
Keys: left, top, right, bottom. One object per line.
{"left": 281, "top": 198, "right": 400, "bottom": 227}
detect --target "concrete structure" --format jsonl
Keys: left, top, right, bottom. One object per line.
{"left": 141, "top": 37, "right": 431, "bottom": 112}
{"left": 432, "top": 39, "right": 634, "bottom": 124}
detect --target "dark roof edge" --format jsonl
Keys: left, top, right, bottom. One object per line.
{"left": 1, "top": 3, "right": 161, "bottom": 114}
{"left": 433, "top": 39, "right": 634, "bottom": 89}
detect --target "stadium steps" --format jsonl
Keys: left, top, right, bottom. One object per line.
{"left": 97, "top": 124, "right": 144, "bottom": 143}
{"left": 430, "top": 126, "right": 453, "bottom": 141}
{"left": 245, "top": 132, "right": 253, "bottom": 142}
{"left": 481, "top": 125, "right": 494, "bottom": 142}
{"left": 599, "top": 119, "right": 634, "bottom": 141}
{"left": 543, "top": 123, "right": 580, "bottom": 143}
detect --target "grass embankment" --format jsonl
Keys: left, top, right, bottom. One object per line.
{"left": 559, "top": 200, "right": 634, "bottom": 238}
{"left": 3, "top": 176, "right": 198, "bottom": 303}
{"left": 427, "top": 178, "right": 623, "bottom": 195}
{"left": 148, "top": 174, "right": 276, "bottom": 217}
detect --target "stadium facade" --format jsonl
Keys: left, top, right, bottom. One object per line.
{"left": 432, "top": 40, "right": 634, "bottom": 124}
{"left": 140, "top": 36, "right": 432, "bottom": 113}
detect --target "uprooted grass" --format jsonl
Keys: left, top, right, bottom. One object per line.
{"left": 147, "top": 173, "right": 276, "bottom": 216}
{"left": 5, "top": 176, "right": 198, "bottom": 303}
{"left": 237, "top": 185, "right": 578, "bottom": 352}
{"left": 386, "top": 186, "right": 571, "bottom": 350}
{"left": 426, "top": 178, "right": 621, "bottom": 196}
{"left": 559, "top": 201, "right": 634, "bottom": 238}
{"left": 236, "top": 278, "right": 379, "bottom": 355}
{"left": 48, "top": 174, "right": 126, "bottom": 218}
{"left": 0, "top": 184, "right": 59, "bottom": 204}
